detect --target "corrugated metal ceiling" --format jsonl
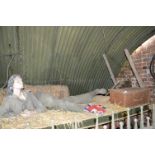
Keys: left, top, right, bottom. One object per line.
{"left": 0, "top": 26, "right": 155, "bottom": 95}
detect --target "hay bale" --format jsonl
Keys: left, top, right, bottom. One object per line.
{"left": 0, "top": 84, "right": 70, "bottom": 104}
{"left": 0, "top": 89, "right": 6, "bottom": 105}
{"left": 24, "top": 84, "right": 70, "bottom": 99}
{"left": 92, "top": 96, "right": 110, "bottom": 105}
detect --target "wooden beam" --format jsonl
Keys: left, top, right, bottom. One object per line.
{"left": 103, "top": 54, "right": 117, "bottom": 85}
{"left": 152, "top": 104, "right": 155, "bottom": 129}
{"left": 124, "top": 49, "right": 145, "bottom": 88}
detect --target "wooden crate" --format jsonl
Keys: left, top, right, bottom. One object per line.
{"left": 110, "top": 88, "right": 150, "bottom": 107}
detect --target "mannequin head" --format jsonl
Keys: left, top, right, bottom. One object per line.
{"left": 7, "top": 74, "right": 24, "bottom": 96}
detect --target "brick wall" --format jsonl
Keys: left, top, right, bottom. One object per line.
{"left": 117, "top": 35, "right": 155, "bottom": 101}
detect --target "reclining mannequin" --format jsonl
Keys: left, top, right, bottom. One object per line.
{"left": 0, "top": 75, "right": 46, "bottom": 117}
{"left": 0, "top": 74, "right": 84, "bottom": 117}
{"left": 35, "top": 92, "right": 84, "bottom": 112}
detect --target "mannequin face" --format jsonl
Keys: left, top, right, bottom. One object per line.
{"left": 13, "top": 76, "right": 24, "bottom": 90}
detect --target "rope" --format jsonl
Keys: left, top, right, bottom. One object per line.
{"left": 0, "top": 55, "right": 16, "bottom": 89}
{"left": 150, "top": 54, "right": 155, "bottom": 80}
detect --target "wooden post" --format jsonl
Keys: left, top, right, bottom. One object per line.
{"left": 146, "top": 117, "right": 150, "bottom": 128}
{"left": 140, "top": 106, "right": 144, "bottom": 129}
{"left": 51, "top": 120, "right": 54, "bottom": 129}
{"left": 74, "top": 117, "right": 78, "bottom": 129}
{"left": 25, "top": 122, "right": 30, "bottom": 129}
{"left": 134, "top": 118, "right": 138, "bottom": 129}
{"left": 152, "top": 104, "right": 155, "bottom": 129}
{"left": 103, "top": 125, "right": 107, "bottom": 129}
{"left": 103, "top": 54, "right": 117, "bottom": 85}
{"left": 111, "top": 111, "right": 115, "bottom": 129}
{"left": 124, "top": 49, "right": 145, "bottom": 88}
{"left": 95, "top": 113, "right": 99, "bottom": 129}
{"left": 119, "top": 121, "right": 124, "bottom": 129}
{"left": 127, "top": 108, "right": 131, "bottom": 129}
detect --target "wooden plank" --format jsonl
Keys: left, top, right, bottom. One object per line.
{"left": 152, "top": 103, "right": 155, "bottom": 129}
{"left": 124, "top": 49, "right": 145, "bottom": 88}
{"left": 103, "top": 54, "right": 117, "bottom": 85}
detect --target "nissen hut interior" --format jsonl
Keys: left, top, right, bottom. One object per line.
{"left": 0, "top": 26, "right": 155, "bottom": 129}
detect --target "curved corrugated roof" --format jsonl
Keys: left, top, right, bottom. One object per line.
{"left": 0, "top": 26, "right": 155, "bottom": 95}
